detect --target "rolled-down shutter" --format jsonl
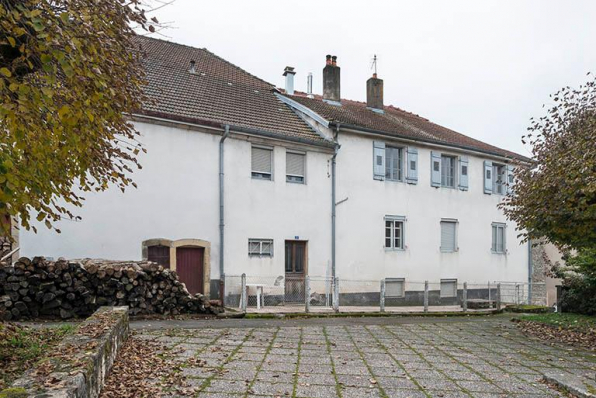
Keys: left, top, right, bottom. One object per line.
{"left": 431, "top": 151, "right": 441, "bottom": 187}
{"left": 440, "top": 221, "right": 457, "bottom": 252}
{"left": 406, "top": 147, "right": 418, "bottom": 184}
{"left": 286, "top": 152, "right": 305, "bottom": 177}
{"left": 458, "top": 156, "right": 469, "bottom": 191}
{"left": 506, "top": 165, "right": 514, "bottom": 194}
{"left": 373, "top": 141, "right": 385, "bottom": 180}
{"left": 483, "top": 160, "right": 493, "bottom": 194}
{"left": 252, "top": 147, "right": 272, "bottom": 175}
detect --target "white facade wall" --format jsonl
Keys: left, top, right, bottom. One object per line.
{"left": 20, "top": 121, "right": 334, "bottom": 281}
{"left": 334, "top": 132, "right": 529, "bottom": 285}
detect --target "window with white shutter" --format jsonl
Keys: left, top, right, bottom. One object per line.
{"left": 440, "top": 219, "right": 457, "bottom": 252}
{"left": 385, "top": 146, "right": 403, "bottom": 181}
{"left": 248, "top": 239, "right": 274, "bottom": 256}
{"left": 385, "top": 278, "right": 405, "bottom": 298}
{"left": 441, "top": 155, "right": 456, "bottom": 188}
{"left": 252, "top": 147, "right": 273, "bottom": 180}
{"left": 492, "top": 164, "right": 506, "bottom": 195}
{"left": 286, "top": 151, "right": 305, "bottom": 184}
{"left": 491, "top": 223, "right": 506, "bottom": 254}
{"left": 440, "top": 279, "right": 457, "bottom": 298}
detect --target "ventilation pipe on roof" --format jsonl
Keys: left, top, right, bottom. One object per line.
{"left": 307, "top": 72, "right": 314, "bottom": 98}
{"left": 323, "top": 55, "right": 341, "bottom": 105}
{"left": 283, "top": 66, "right": 296, "bottom": 95}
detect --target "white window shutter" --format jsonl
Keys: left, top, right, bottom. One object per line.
{"left": 506, "top": 165, "right": 514, "bottom": 194}
{"left": 286, "top": 152, "right": 305, "bottom": 177}
{"left": 252, "top": 147, "right": 272, "bottom": 174}
{"left": 406, "top": 147, "right": 418, "bottom": 184}
{"left": 458, "top": 156, "right": 469, "bottom": 191}
{"left": 373, "top": 141, "right": 385, "bottom": 180}
{"left": 483, "top": 160, "right": 493, "bottom": 194}
{"left": 431, "top": 151, "right": 441, "bottom": 187}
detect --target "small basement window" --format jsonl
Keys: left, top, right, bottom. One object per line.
{"left": 248, "top": 239, "right": 273, "bottom": 257}
{"left": 440, "top": 279, "right": 457, "bottom": 298}
{"left": 385, "top": 278, "right": 405, "bottom": 298}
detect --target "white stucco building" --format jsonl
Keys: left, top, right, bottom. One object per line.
{"left": 19, "top": 38, "right": 533, "bottom": 305}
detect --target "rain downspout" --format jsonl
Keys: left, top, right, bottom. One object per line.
{"left": 219, "top": 125, "right": 230, "bottom": 301}
{"left": 527, "top": 238, "right": 533, "bottom": 305}
{"left": 331, "top": 124, "right": 340, "bottom": 279}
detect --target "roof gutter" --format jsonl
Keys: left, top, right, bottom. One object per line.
{"left": 132, "top": 112, "right": 335, "bottom": 150}
{"left": 331, "top": 122, "right": 530, "bottom": 164}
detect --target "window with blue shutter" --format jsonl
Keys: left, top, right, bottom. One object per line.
{"left": 406, "top": 147, "right": 418, "bottom": 184}
{"left": 373, "top": 141, "right": 385, "bottom": 180}
{"left": 431, "top": 152, "right": 441, "bottom": 187}
{"left": 458, "top": 156, "right": 469, "bottom": 191}
{"left": 483, "top": 160, "right": 493, "bottom": 194}
{"left": 506, "top": 165, "right": 514, "bottom": 194}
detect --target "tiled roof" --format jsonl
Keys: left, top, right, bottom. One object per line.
{"left": 287, "top": 92, "right": 527, "bottom": 160}
{"left": 132, "top": 36, "right": 330, "bottom": 146}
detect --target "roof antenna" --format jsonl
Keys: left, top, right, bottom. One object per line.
{"left": 370, "top": 54, "right": 378, "bottom": 78}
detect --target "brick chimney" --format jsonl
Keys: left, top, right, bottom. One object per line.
{"left": 366, "top": 73, "right": 384, "bottom": 111}
{"left": 283, "top": 66, "right": 296, "bottom": 95}
{"left": 323, "top": 55, "right": 341, "bottom": 104}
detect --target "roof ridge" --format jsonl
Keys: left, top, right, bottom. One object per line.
{"left": 136, "top": 35, "right": 275, "bottom": 88}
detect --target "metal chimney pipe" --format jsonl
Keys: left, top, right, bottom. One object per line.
{"left": 307, "top": 73, "right": 314, "bottom": 98}
{"left": 283, "top": 66, "right": 296, "bottom": 95}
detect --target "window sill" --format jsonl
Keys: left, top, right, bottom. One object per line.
{"left": 440, "top": 249, "right": 458, "bottom": 253}
{"left": 491, "top": 251, "right": 507, "bottom": 255}
{"left": 384, "top": 248, "right": 406, "bottom": 252}
{"left": 248, "top": 254, "right": 273, "bottom": 258}
{"left": 286, "top": 179, "right": 305, "bottom": 185}
{"left": 251, "top": 175, "right": 273, "bottom": 181}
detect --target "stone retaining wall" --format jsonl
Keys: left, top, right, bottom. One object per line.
{"left": 1, "top": 306, "right": 129, "bottom": 398}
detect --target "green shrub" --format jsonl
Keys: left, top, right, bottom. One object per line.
{"left": 555, "top": 248, "right": 596, "bottom": 315}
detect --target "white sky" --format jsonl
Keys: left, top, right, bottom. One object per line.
{"left": 149, "top": 0, "right": 596, "bottom": 156}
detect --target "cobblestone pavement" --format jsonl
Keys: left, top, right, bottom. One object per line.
{"left": 136, "top": 317, "right": 596, "bottom": 397}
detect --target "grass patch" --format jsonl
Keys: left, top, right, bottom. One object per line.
{"left": 0, "top": 323, "right": 74, "bottom": 389}
{"left": 516, "top": 313, "right": 596, "bottom": 331}
{"left": 506, "top": 304, "right": 552, "bottom": 313}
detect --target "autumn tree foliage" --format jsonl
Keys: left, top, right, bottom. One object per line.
{"left": 0, "top": 0, "right": 155, "bottom": 235}
{"left": 501, "top": 74, "right": 596, "bottom": 250}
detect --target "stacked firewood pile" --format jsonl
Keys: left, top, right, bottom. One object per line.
{"left": 0, "top": 257, "right": 219, "bottom": 320}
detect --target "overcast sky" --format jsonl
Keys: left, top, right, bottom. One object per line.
{"left": 149, "top": 0, "right": 596, "bottom": 156}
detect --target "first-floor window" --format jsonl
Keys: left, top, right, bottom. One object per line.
{"left": 492, "top": 164, "right": 505, "bottom": 194}
{"left": 440, "top": 219, "right": 458, "bottom": 252}
{"left": 441, "top": 155, "right": 456, "bottom": 188}
{"left": 385, "top": 146, "right": 403, "bottom": 181}
{"left": 248, "top": 239, "right": 273, "bottom": 256}
{"left": 385, "top": 216, "right": 405, "bottom": 250}
{"left": 252, "top": 146, "right": 273, "bottom": 180}
{"left": 286, "top": 151, "right": 306, "bottom": 183}
{"left": 491, "top": 223, "right": 506, "bottom": 254}
{"left": 440, "top": 279, "right": 458, "bottom": 298}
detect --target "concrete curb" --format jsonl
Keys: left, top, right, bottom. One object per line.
{"left": 242, "top": 309, "right": 501, "bottom": 319}
{"left": 1, "top": 306, "right": 129, "bottom": 398}
{"left": 543, "top": 373, "right": 596, "bottom": 398}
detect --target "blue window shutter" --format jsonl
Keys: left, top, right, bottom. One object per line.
{"left": 431, "top": 151, "right": 441, "bottom": 187}
{"left": 484, "top": 160, "right": 493, "bottom": 194}
{"left": 458, "top": 156, "right": 469, "bottom": 191}
{"left": 506, "top": 165, "right": 514, "bottom": 194}
{"left": 406, "top": 147, "right": 418, "bottom": 184}
{"left": 373, "top": 141, "right": 385, "bottom": 180}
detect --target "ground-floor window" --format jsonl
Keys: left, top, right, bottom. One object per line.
{"left": 440, "top": 279, "right": 458, "bottom": 298}
{"left": 248, "top": 239, "right": 273, "bottom": 257}
{"left": 385, "top": 278, "right": 405, "bottom": 298}
{"left": 440, "top": 219, "right": 458, "bottom": 252}
{"left": 491, "top": 223, "right": 506, "bottom": 254}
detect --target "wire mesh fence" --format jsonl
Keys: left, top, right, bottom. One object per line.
{"left": 224, "top": 274, "right": 546, "bottom": 312}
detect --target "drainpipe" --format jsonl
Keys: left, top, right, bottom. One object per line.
{"left": 527, "top": 238, "right": 533, "bottom": 305}
{"left": 331, "top": 124, "right": 341, "bottom": 279}
{"left": 219, "top": 125, "right": 230, "bottom": 301}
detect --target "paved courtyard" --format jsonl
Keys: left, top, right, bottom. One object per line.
{"left": 134, "top": 316, "right": 596, "bottom": 397}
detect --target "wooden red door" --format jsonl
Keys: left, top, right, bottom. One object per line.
{"left": 176, "top": 247, "right": 204, "bottom": 295}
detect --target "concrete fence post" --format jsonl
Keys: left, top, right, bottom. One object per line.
{"left": 241, "top": 273, "right": 247, "bottom": 312}
{"left": 424, "top": 281, "right": 429, "bottom": 313}
{"left": 333, "top": 277, "right": 340, "bottom": 313}
{"left": 305, "top": 276, "right": 311, "bottom": 313}
{"left": 380, "top": 279, "right": 386, "bottom": 313}
{"left": 488, "top": 281, "right": 492, "bottom": 308}
{"left": 496, "top": 283, "right": 502, "bottom": 311}
{"left": 462, "top": 282, "right": 468, "bottom": 312}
